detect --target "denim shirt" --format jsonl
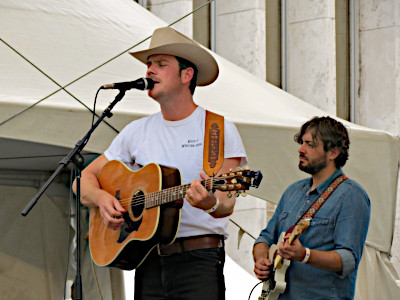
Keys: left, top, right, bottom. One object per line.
{"left": 255, "top": 169, "right": 370, "bottom": 300}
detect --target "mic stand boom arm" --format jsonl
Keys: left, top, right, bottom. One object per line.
{"left": 21, "top": 89, "right": 126, "bottom": 300}
{"left": 21, "top": 89, "right": 126, "bottom": 216}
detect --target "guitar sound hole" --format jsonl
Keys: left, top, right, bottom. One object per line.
{"left": 131, "top": 191, "right": 145, "bottom": 218}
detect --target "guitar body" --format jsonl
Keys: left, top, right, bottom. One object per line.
{"left": 89, "top": 160, "right": 183, "bottom": 270}
{"left": 259, "top": 220, "right": 310, "bottom": 300}
{"left": 260, "top": 232, "right": 291, "bottom": 300}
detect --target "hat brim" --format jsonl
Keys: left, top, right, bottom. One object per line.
{"left": 130, "top": 43, "right": 219, "bottom": 86}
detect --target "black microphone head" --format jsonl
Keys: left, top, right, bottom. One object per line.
{"left": 143, "top": 78, "right": 155, "bottom": 90}
{"left": 100, "top": 77, "right": 155, "bottom": 90}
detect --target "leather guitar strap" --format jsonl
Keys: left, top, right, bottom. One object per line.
{"left": 296, "top": 175, "right": 348, "bottom": 226}
{"left": 203, "top": 110, "right": 224, "bottom": 176}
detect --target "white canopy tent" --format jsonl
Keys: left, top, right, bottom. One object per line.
{"left": 0, "top": 0, "right": 399, "bottom": 299}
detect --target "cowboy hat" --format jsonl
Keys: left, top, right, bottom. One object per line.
{"left": 130, "top": 27, "right": 219, "bottom": 86}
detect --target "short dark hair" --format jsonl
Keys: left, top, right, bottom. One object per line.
{"left": 175, "top": 56, "right": 198, "bottom": 95}
{"left": 294, "top": 116, "right": 350, "bottom": 168}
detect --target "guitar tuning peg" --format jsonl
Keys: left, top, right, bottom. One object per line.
{"left": 229, "top": 168, "right": 233, "bottom": 172}
{"left": 235, "top": 192, "right": 240, "bottom": 197}
{"left": 227, "top": 192, "right": 232, "bottom": 198}
{"left": 236, "top": 167, "right": 242, "bottom": 171}
{"left": 241, "top": 191, "right": 247, "bottom": 197}
{"left": 231, "top": 178, "right": 237, "bottom": 184}
{"left": 244, "top": 166, "right": 250, "bottom": 170}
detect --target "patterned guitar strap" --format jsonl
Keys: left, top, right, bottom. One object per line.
{"left": 296, "top": 175, "right": 348, "bottom": 226}
{"left": 203, "top": 110, "right": 224, "bottom": 178}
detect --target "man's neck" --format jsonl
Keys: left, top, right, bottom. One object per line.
{"left": 159, "top": 93, "right": 197, "bottom": 121}
{"left": 310, "top": 165, "right": 338, "bottom": 190}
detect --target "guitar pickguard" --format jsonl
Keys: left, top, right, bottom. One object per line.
{"left": 117, "top": 213, "right": 143, "bottom": 243}
{"left": 116, "top": 189, "right": 144, "bottom": 243}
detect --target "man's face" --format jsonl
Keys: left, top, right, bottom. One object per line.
{"left": 298, "top": 130, "right": 328, "bottom": 175}
{"left": 146, "top": 54, "right": 181, "bottom": 100}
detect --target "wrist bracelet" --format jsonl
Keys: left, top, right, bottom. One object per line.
{"left": 300, "top": 247, "right": 311, "bottom": 264}
{"left": 204, "top": 198, "right": 220, "bottom": 214}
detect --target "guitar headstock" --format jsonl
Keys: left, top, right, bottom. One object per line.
{"left": 212, "top": 167, "right": 263, "bottom": 197}
{"left": 294, "top": 218, "right": 311, "bottom": 235}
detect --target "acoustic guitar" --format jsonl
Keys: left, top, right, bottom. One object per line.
{"left": 89, "top": 160, "right": 263, "bottom": 270}
{"left": 259, "top": 219, "right": 310, "bottom": 300}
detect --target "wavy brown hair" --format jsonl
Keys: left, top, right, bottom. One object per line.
{"left": 294, "top": 116, "right": 350, "bottom": 168}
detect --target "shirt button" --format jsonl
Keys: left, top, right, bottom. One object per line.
{"left": 306, "top": 200, "right": 310, "bottom": 203}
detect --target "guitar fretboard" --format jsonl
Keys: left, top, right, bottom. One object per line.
{"left": 145, "top": 179, "right": 213, "bottom": 208}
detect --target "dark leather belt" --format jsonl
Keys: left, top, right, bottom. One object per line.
{"left": 157, "top": 236, "right": 223, "bottom": 256}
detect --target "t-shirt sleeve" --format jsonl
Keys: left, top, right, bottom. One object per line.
{"left": 224, "top": 120, "right": 247, "bottom": 166}
{"left": 104, "top": 122, "right": 135, "bottom": 163}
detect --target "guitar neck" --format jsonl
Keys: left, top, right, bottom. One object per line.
{"left": 145, "top": 179, "right": 213, "bottom": 208}
{"left": 273, "top": 226, "right": 303, "bottom": 269}
{"left": 287, "top": 231, "right": 298, "bottom": 245}
{"left": 144, "top": 168, "right": 261, "bottom": 209}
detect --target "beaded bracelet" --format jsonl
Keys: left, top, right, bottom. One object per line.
{"left": 204, "top": 198, "right": 220, "bottom": 214}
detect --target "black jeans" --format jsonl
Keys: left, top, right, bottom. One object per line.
{"left": 134, "top": 247, "right": 226, "bottom": 300}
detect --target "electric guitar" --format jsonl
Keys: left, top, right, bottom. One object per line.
{"left": 89, "top": 160, "right": 263, "bottom": 270}
{"left": 258, "top": 219, "right": 310, "bottom": 300}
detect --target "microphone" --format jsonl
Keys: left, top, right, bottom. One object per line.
{"left": 101, "top": 77, "right": 155, "bottom": 90}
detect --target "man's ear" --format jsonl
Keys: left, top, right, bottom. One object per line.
{"left": 180, "top": 67, "right": 194, "bottom": 85}
{"left": 328, "top": 147, "right": 340, "bottom": 161}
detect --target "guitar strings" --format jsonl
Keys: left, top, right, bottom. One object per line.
{"left": 110, "top": 175, "right": 248, "bottom": 208}
{"left": 116, "top": 177, "right": 231, "bottom": 206}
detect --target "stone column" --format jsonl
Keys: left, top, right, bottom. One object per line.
{"left": 286, "top": 0, "right": 337, "bottom": 115}
{"left": 357, "top": 0, "right": 400, "bottom": 135}
{"left": 147, "top": 0, "right": 193, "bottom": 37}
{"left": 216, "top": 0, "right": 266, "bottom": 79}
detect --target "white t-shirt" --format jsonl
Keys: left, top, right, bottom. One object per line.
{"left": 104, "top": 106, "right": 247, "bottom": 238}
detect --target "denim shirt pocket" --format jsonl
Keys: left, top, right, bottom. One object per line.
{"left": 306, "top": 216, "right": 335, "bottom": 248}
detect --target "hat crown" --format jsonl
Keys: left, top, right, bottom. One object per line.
{"left": 130, "top": 27, "right": 219, "bottom": 86}
{"left": 150, "top": 27, "right": 197, "bottom": 49}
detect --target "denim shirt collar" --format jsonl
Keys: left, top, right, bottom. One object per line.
{"left": 303, "top": 168, "right": 344, "bottom": 195}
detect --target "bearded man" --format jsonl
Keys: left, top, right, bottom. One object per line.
{"left": 253, "top": 116, "right": 370, "bottom": 300}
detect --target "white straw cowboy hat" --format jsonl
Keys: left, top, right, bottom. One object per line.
{"left": 130, "top": 27, "right": 219, "bottom": 86}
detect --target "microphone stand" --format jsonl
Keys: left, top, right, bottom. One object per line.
{"left": 21, "top": 89, "right": 126, "bottom": 300}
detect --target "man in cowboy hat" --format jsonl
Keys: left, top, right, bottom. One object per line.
{"left": 74, "top": 27, "right": 247, "bottom": 299}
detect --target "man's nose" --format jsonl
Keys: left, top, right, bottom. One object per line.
{"left": 298, "top": 144, "right": 305, "bottom": 153}
{"left": 146, "top": 65, "right": 155, "bottom": 77}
